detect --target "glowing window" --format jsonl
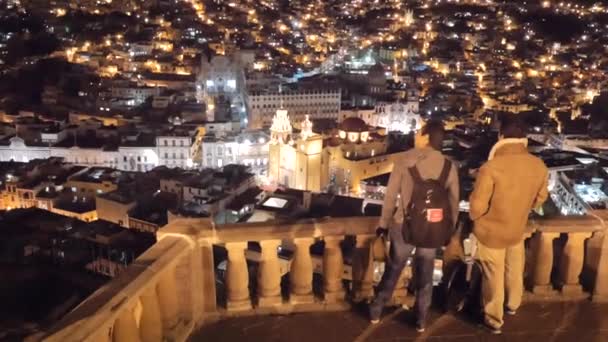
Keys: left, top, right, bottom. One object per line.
{"left": 360, "top": 132, "right": 369, "bottom": 142}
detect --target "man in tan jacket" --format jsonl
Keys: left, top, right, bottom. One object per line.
{"left": 469, "top": 115, "right": 548, "bottom": 334}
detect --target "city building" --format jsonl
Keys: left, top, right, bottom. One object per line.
{"left": 197, "top": 54, "right": 247, "bottom": 122}
{"left": 370, "top": 101, "right": 422, "bottom": 133}
{"left": 200, "top": 130, "right": 269, "bottom": 175}
{"left": 156, "top": 129, "right": 195, "bottom": 169}
{"left": 268, "top": 108, "right": 405, "bottom": 194}
{"left": 247, "top": 88, "right": 341, "bottom": 129}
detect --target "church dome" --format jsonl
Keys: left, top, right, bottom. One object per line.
{"left": 338, "top": 117, "right": 370, "bottom": 143}
{"left": 339, "top": 117, "right": 368, "bottom": 133}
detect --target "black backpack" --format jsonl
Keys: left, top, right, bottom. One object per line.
{"left": 402, "top": 159, "right": 454, "bottom": 248}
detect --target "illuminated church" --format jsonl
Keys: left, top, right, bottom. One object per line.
{"left": 268, "top": 108, "right": 406, "bottom": 194}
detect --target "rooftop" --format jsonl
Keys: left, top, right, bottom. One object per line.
{"left": 69, "top": 167, "right": 123, "bottom": 184}
{"left": 54, "top": 200, "right": 96, "bottom": 214}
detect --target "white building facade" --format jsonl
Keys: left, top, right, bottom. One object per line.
{"left": 196, "top": 55, "right": 247, "bottom": 122}
{"left": 0, "top": 137, "right": 50, "bottom": 162}
{"left": 201, "top": 131, "right": 270, "bottom": 175}
{"left": 51, "top": 147, "right": 119, "bottom": 169}
{"left": 156, "top": 135, "right": 193, "bottom": 169}
{"left": 117, "top": 146, "right": 159, "bottom": 172}
{"left": 371, "top": 101, "right": 422, "bottom": 133}
{"left": 0, "top": 135, "right": 198, "bottom": 171}
{"left": 0, "top": 138, "right": 158, "bottom": 172}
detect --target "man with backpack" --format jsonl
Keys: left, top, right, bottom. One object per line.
{"left": 469, "top": 115, "right": 548, "bottom": 334}
{"left": 369, "top": 121, "right": 460, "bottom": 332}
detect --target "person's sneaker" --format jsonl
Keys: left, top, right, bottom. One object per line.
{"left": 505, "top": 308, "right": 517, "bottom": 316}
{"left": 370, "top": 318, "right": 380, "bottom": 324}
{"left": 481, "top": 322, "right": 502, "bottom": 335}
{"left": 415, "top": 323, "right": 425, "bottom": 333}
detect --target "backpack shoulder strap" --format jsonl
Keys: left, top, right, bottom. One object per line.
{"left": 408, "top": 164, "right": 424, "bottom": 183}
{"left": 439, "top": 159, "right": 452, "bottom": 186}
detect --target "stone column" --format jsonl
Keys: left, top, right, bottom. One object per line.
{"left": 352, "top": 234, "right": 375, "bottom": 302}
{"left": 289, "top": 238, "right": 315, "bottom": 304}
{"left": 157, "top": 267, "right": 179, "bottom": 332}
{"left": 560, "top": 232, "right": 592, "bottom": 296}
{"left": 593, "top": 231, "right": 608, "bottom": 302}
{"left": 199, "top": 240, "right": 217, "bottom": 313}
{"left": 257, "top": 239, "right": 282, "bottom": 307}
{"left": 530, "top": 231, "right": 560, "bottom": 295}
{"left": 225, "top": 242, "right": 252, "bottom": 311}
{"left": 113, "top": 308, "right": 141, "bottom": 342}
{"left": 139, "top": 286, "right": 163, "bottom": 342}
{"left": 323, "top": 236, "right": 345, "bottom": 303}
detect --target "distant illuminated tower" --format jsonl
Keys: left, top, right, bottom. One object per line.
{"left": 404, "top": 8, "right": 415, "bottom": 27}
{"left": 269, "top": 106, "right": 292, "bottom": 186}
{"left": 270, "top": 108, "right": 292, "bottom": 144}
{"left": 300, "top": 115, "right": 313, "bottom": 140}
{"left": 268, "top": 108, "right": 322, "bottom": 191}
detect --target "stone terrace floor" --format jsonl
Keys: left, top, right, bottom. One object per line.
{"left": 192, "top": 301, "right": 608, "bottom": 342}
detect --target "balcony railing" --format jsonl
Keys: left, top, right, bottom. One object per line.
{"left": 37, "top": 214, "right": 608, "bottom": 342}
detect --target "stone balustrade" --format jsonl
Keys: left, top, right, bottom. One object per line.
{"left": 38, "top": 215, "right": 607, "bottom": 342}
{"left": 527, "top": 216, "right": 606, "bottom": 299}
{"left": 40, "top": 218, "right": 217, "bottom": 342}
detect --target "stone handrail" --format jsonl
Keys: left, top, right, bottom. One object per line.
{"left": 38, "top": 215, "right": 607, "bottom": 342}
{"left": 41, "top": 224, "right": 204, "bottom": 342}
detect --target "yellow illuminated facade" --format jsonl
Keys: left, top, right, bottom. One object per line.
{"left": 269, "top": 111, "right": 405, "bottom": 194}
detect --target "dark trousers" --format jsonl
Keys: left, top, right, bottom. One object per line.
{"left": 369, "top": 228, "right": 437, "bottom": 325}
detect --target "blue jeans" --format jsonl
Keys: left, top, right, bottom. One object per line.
{"left": 369, "top": 228, "right": 437, "bottom": 326}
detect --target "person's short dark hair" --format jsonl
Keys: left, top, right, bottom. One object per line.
{"left": 422, "top": 120, "right": 445, "bottom": 149}
{"left": 500, "top": 114, "right": 527, "bottom": 138}
{"left": 422, "top": 120, "right": 445, "bottom": 137}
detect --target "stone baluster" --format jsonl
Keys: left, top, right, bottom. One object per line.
{"left": 139, "top": 286, "right": 163, "bottom": 342}
{"left": 323, "top": 236, "right": 345, "bottom": 304}
{"left": 560, "top": 232, "right": 592, "bottom": 296}
{"left": 112, "top": 308, "right": 141, "bottom": 342}
{"left": 289, "top": 238, "right": 315, "bottom": 304}
{"left": 225, "top": 242, "right": 252, "bottom": 310}
{"left": 157, "top": 266, "right": 179, "bottom": 332}
{"left": 352, "top": 234, "right": 375, "bottom": 302}
{"left": 530, "top": 231, "right": 560, "bottom": 295}
{"left": 257, "top": 239, "right": 282, "bottom": 307}
{"left": 199, "top": 240, "right": 218, "bottom": 314}
{"left": 593, "top": 230, "right": 608, "bottom": 302}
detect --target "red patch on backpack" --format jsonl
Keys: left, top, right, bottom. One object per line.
{"left": 427, "top": 209, "right": 444, "bottom": 223}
